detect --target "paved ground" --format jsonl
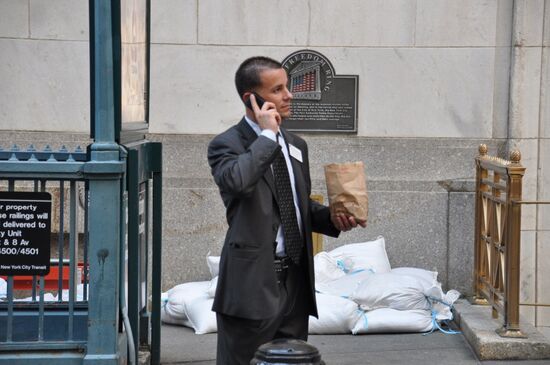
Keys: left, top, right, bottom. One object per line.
{"left": 160, "top": 324, "right": 550, "bottom": 364}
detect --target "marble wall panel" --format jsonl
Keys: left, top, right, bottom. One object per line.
{"left": 149, "top": 45, "right": 303, "bottom": 134}
{"left": 512, "top": 0, "right": 545, "bottom": 46}
{"left": 492, "top": 47, "right": 512, "bottom": 139}
{"left": 0, "top": 0, "right": 29, "bottom": 38}
{"left": 541, "top": 48, "right": 550, "bottom": 138}
{"left": 150, "top": 45, "right": 495, "bottom": 138}
{"left": 538, "top": 139, "right": 550, "bottom": 230}
{"left": 536, "top": 231, "right": 550, "bottom": 326}
{"left": 416, "top": 0, "right": 498, "bottom": 46}
{"left": 315, "top": 47, "right": 495, "bottom": 138}
{"left": 508, "top": 138, "right": 539, "bottom": 231}
{"left": 30, "top": 0, "right": 88, "bottom": 40}
{"left": 151, "top": 0, "right": 196, "bottom": 44}
{"left": 508, "top": 47, "right": 543, "bottom": 139}
{"left": 0, "top": 39, "right": 89, "bottom": 132}
{"left": 309, "top": 0, "right": 415, "bottom": 46}
{"left": 520, "top": 231, "right": 537, "bottom": 324}
{"left": 198, "top": 0, "right": 309, "bottom": 45}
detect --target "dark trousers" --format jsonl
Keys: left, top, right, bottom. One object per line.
{"left": 216, "top": 263, "right": 310, "bottom": 365}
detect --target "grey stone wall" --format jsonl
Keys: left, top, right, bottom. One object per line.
{"left": 147, "top": 133, "right": 504, "bottom": 293}
{"left": 0, "top": 127, "right": 514, "bottom": 296}
{"left": 0, "top": 131, "right": 502, "bottom": 294}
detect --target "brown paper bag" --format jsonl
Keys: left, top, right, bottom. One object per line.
{"left": 324, "top": 161, "right": 368, "bottom": 223}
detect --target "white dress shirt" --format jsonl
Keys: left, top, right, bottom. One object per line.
{"left": 244, "top": 116, "right": 303, "bottom": 257}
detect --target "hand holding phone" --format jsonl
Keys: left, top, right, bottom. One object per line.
{"left": 244, "top": 92, "right": 266, "bottom": 110}
{"left": 244, "top": 92, "right": 281, "bottom": 133}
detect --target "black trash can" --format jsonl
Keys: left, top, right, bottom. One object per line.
{"left": 250, "top": 338, "right": 325, "bottom": 365}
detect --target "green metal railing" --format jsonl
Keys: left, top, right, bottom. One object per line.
{"left": 0, "top": 146, "right": 125, "bottom": 365}
{"left": 0, "top": 149, "right": 89, "bottom": 351}
{"left": 0, "top": 1, "right": 161, "bottom": 364}
{"left": 124, "top": 140, "right": 162, "bottom": 365}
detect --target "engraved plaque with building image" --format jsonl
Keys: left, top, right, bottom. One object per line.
{"left": 282, "top": 50, "right": 358, "bottom": 132}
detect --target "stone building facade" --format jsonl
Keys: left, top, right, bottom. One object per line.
{"left": 0, "top": 0, "right": 549, "bottom": 329}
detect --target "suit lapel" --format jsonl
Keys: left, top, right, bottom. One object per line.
{"left": 236, "top": 118, "right": 277, "bottom": 199}
{"left": 236, "top": 117, "right": 257, "bottom": 147}
{"left": 263, "top": 163, "right": 277, "bottom": 200}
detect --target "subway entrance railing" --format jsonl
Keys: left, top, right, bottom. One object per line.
{"left": 0, "top": 141, "right": 162, "bottom": 364}
{"left": 0, "top": 1, "right": 161, "bottom": 364}
{"left": 0, "top": 148, "right": 90, "bottom": 352}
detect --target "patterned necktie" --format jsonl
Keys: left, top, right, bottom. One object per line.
{"left": 273, "top": 134, "right": 303, "bottom": 264}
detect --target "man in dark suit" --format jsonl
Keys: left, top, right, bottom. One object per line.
{"left": 208, "top": 56, "right": 364, "bottom": 365}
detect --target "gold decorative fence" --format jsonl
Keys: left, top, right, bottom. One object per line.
{"left": 311, "top": 194, "right": 324, "bottom": 255}
{"left": 473, "top": 144, "right": 526, "bottom": 338}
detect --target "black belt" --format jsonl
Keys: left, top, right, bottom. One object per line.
{"left": 274, "top": 256, "right": 291, "bottom": 283}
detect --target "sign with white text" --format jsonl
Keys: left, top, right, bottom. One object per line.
{"left": 0, "top": 192, "right": 52, "bottom": 276}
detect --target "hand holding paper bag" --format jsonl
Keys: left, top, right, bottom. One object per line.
{"left": 324, "top": 161, "right": 368, "bottom": 230}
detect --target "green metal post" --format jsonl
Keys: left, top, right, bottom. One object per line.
{"left": 127, "top": 148, "right": 140, "bottom": 362}
{"left": 84, "top": 1, "right": 125, "bottom": 364}
{"left": 151, "top": 143, "right": 162, "bottom": 365}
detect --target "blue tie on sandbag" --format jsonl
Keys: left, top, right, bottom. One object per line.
{"left": 424, "top": 296, "right": 461, "bottom": 335}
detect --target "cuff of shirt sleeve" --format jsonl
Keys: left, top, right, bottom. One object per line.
{"left": 260, "top": 129, "right": 277, "bottom": 142}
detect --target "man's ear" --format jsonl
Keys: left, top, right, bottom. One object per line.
{"left": 241, "top": 91, "right": 252, "bottom": 104}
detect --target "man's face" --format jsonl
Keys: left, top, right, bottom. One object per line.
{"left": 255, "top": 68, "right": 293, "bottom": 119}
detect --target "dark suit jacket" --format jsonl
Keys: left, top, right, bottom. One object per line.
{"left": 207, "top": 118, "right": 339, "bottom": 320}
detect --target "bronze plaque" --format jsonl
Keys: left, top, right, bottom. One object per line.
{"left": 282, "top": 50, "right": 358, "bottom": 132}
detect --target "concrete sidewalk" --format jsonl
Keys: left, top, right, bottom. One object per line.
{"left": 454, "top": 300, "right": 550, "bottom": 361}
{"left": 160, "top": 324, "right": 550, "bottom": 364}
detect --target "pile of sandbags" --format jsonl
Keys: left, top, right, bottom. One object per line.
{"left": 312, "top": 236, "right": 460, "bottom": 334}
{"left": 161, "top": 236, "right": 460, "bottom": 335}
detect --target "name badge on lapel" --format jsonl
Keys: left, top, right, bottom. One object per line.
{"left": 289, "top": 144, "right": 303, "bottom": 163}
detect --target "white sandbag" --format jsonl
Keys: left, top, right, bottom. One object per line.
{"left": 350, "top": 273, "right": 430, "bottom": 311}
{"left": 328, "top": 236, "right": 391, "bottom": 274}
{"left": 186, "top": 295, "right": 217, "bottom": 334}
{"left": 160, "top": 291, "right": 189, "bottom": 326}
{"left": 314, "top": 252, "right": 346, "bottom": 283}
{"left": 315, "top": 270, "right": 374, "bottom": 298}
{"left": 428, "top": 288, "right": 461, "bottom": 321}
{"left": 15, "top": 293, "right": 57, "bottom": 302}
{"left": 391, "top": 267, "right": 439, "bottom": 291}
{"left": 207, "top": 276, "right": 218, "bottom": 298}
{"left": 389, "top": 268, "right": 461, "bottom": 320}
{"left": 58, "top": 284, "right": 85, "bottom": 302}
{"left": 166, "top": 281, "right": 211, "bottom": 320}
{"left": 161, "top": 304, "right": 190, "bottom": 326}
{"left": 352, "top": 308, "right": 433, "bottom": 334}
{"left": 0, "top": 277, "right": 6, "bottom": 299}
{"left": 206, "top": 255, "right": 220, "bottom": 279}
{"left": 308, "top": 293, "right": 360, "bottom": 334}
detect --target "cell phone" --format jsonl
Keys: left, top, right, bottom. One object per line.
{"left": 244, "top": 92, "right": 266, "bottom": 110}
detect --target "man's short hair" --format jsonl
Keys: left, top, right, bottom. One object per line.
{"left": 235, "top": 56, "right": 283, "bottom": 98}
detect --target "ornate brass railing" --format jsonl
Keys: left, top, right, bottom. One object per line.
{"left": 311, "top": 194, "right": 324, "bottom": 255}
{"left": 473, "top": 144, "right": 526, "bottom": 338}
